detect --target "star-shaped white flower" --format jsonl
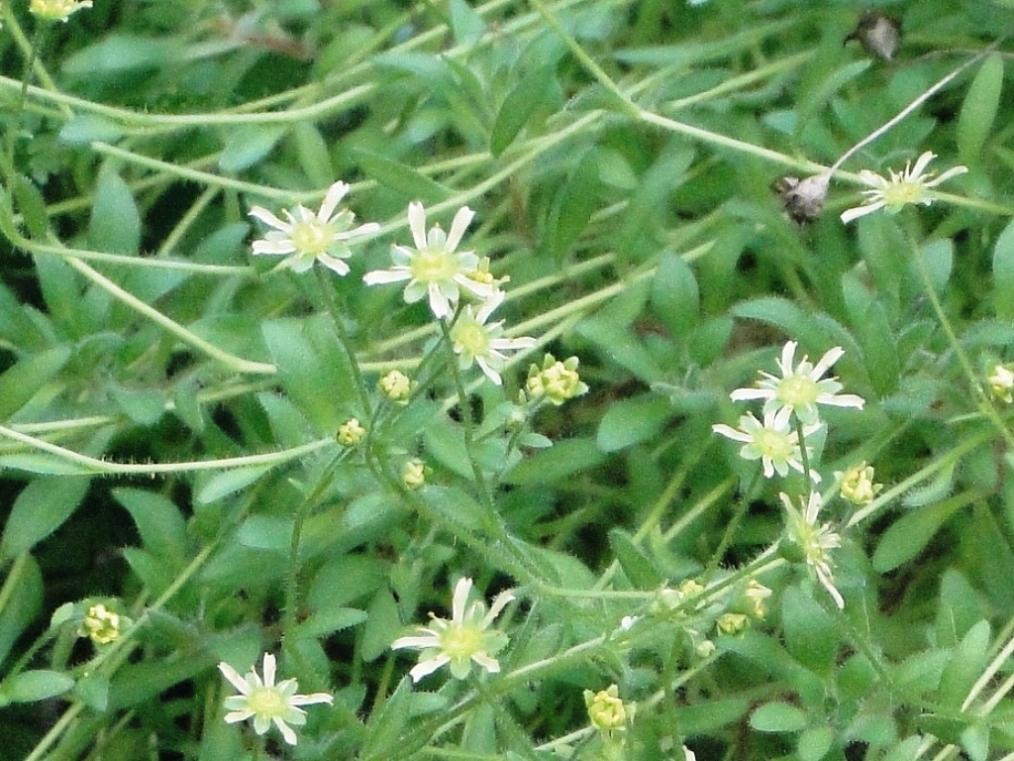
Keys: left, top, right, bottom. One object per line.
{"left": 712, "top": 409, "right": 821, "bottom": 482}
{"left": 218, "top": 652, "right": 332, "bottom": 746}
{"left": 363, "top": 202, "right": 493, "bottom": 319}
{"left": 248, "top": 181, "right": 379, "bottom": 275}
{"left": 730, "top": 341, "right": 865, "bottom": 424}
{"left": 449, "top": 291, "right": 537, "bottom": 385}
{"left": 780, "top": 492, "right": 845, "bottom": 608}
{"left": 391, "top": 577, "right": 515, "bottom": 682}
{"left": 840, "top": 151, "right": 968, "bottom": 224}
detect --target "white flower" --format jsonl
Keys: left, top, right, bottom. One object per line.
{"left": 449, "top": 292, "right": 537, "bottom": 385}
{"left": 712, "top": 409, "right": 822, "bottom": 482}
{"left": 391, "top": 577, "right": 514, "bottom": 682}
{"left": 363, "top": 202, "right": 493, "bottom": 319}
{"left": 248, "top": 181, "right": 379, "bottom": 275}
{"left": 988, "top": 363, "right": 1014, "bottom": 404}
{"left": 780, "top": 492, "right": 844, "bottom": 608}
{"left": 30, "top": 0, "right": 91, "bottom": 21}
{"left": 840, "top": 151, "right": 968, "bottom": 224}
{"left": 730, "top": 341, "right": 865, "bottom": 424}
{"left": 218, "top": 653, "right": 332, "bottom": 746}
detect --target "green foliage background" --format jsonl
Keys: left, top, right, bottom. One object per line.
{"left": 0, "top": 0, "right": 1013, "bottom": 759}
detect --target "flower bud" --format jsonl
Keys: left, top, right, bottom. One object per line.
{"left": 526, "top": 354, "right": 589, "bottom": 406}
{"left": 336, "top": 417, "right": 366, "bottom": 447}
{"left": 379, "top": 370, "right": 412, "bottom": 403}
{"left": 716, "top": 612, "right": 749, "bottom": 635}
{"left": 988, "top": 363, "right": 1014, "bottom": 404}
{"left": 79, "top": 603, "right": 123, "bottom": 645}
{"left": 846, "top": 11, "right": 902, "bottom": 61}
{"left": 775, "top": 174, "right": 829, "bottom": 224}
{"left": 584, "top": 684, "right": 628, "bottom": 733}
{"left": 402, "top": 458, "right": 426, "bottom": 489}
{"left": 30, "top": 0, "right": 92, "bottom": 21}
{"left": 836, "top": 461, "right": 882, "bottom": 506}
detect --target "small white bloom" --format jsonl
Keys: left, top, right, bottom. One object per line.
{"left": 840, "top": 151, "right": 968, "bottom": 224}
{"left": 988, "top": 363, "right": 1014, "bottom": 404}
{"left": 449, "top": 292, "right": 537, "bottom": 385}
{"left": 712, "top": 409, "right": 822, "bottom": 482}
{"left": 730, "top": 341, "right": 865, "bottom": 424}
{"left": 248, "top": 181, "right": 379, "bottom": 275}
{"left": 218, "top": 653, "right": 332, "bottom": 746}
{"left": 683, "top": 746, "right": 697, "bottom": 761}
{"left": 363, "top": 202, "right": 493, "bottom": 319}
{"left": 30, "top": 0, "right": 92, "bottom": 21}
{"left": 780, "top": 492, "right": 845, "bottom": 608}
{"left": 391, "top": 577, "right": 514, "bottom": 682}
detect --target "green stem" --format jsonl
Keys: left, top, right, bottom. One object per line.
{"left": 704, "top": 472, "right": 762, "bottom": 578}
{"left": 315, "top": 267, "right": 374, "bottom": 418}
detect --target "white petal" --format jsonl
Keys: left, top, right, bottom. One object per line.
{"left": 452, "top": 578, "right": 473, "bottom": 623}
{"left": 224, "top": 709, "right": 254, "bottom": 723}
{"left": 490, "top": 337, "right": 536, "bottom": 350}
{"left": 318, "top": 181, "right": 349, "bottom": 222}
{"left": 391, "top": 634, "right": 441, "bottom": 650}
{"left": 476, "top": 290, "right": 504, "bottom": 324}
{"left": 290, "top": 692, "right": 334, "bottom": 706}
{"left": 218, "top": 662, "right": 251, "bottom": 695}
{"left": 445, "top": 206, "right": 475, "bottom": 252}
{"left": 730, "top": 388, "right": 772, "bottom": 402}
{"left": 857, "top": 170, "right": 888, "bottom": 188}
{"left": 408, "top": 202, "right": 428, "bottom": 250}
{"left": 476, "top": 357, "right": 502, "bottom": 385}
{"left": 712, "top": 424, "right": 751, "bottom": 443}
{"left": 336, "top": 221, "right": 381, "bottom": 240}
{"left": 318, "top": 254, "right": 350, "bottom": 277}
{"left": 274, "top": 717, "right": 298, "bottom": 746}
{"left": 455, "top": 275, "right": 493, "bottom": 299}
{"left": 816, "top": 392, "right": 865, "bottom": 409}
{"left": 778, "top": 341, "right": 797, "bottom": 376}
{"left": 408, "top": 654, "right": 450, "bottom": 682}
{"left": 483, "top": 589, "right": 516, "bottom": 627}
{"left": 364, "top": 269, "right": 412, "bottom": 285}
{"left": 262, "top": 653, "right": 276, "bottom": 688}
{"left": 471, "top": 652, "right": 501, "bottom": 673}
{"left": 909, "top": 151, "right": 936, "bottom": 180}
{"left": 810, "top": 346, "right": 844, "bottom": 379}
{"left": 840, "top": 201, "right": 886, "bottom": 224}
{"left": 816, "top": 565, "right": 845, "bottom": 609}
{"left": 252, "top": 239, "right": 297, "bottom": 256}
{"left": 248, "top": 206, "right": 292, "bottom": 232}
{"left": 925, "top": 165, "right": 969, "bottom": 187}
{"left": 428, "top": 283, "right": 452, "bottom": 319}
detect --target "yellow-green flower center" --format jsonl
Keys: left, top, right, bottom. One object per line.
{"left": 411, "top": 249, "right": 459, "bottom": 283}
{"left": 756, "top": 429, "right": 793, "bottom": 460}
{"left": 290, "top": 220, "right": 334, "bottom": 256}
{"left": 882, "top": 181, "right": 926, "bottom": 209}
{"left": 247, "top": 687, "right": 287, "bottom": 718}
{"left": 440, "top": 623, "right": 483, "bottom": 662}
{"left": 777, "top": 374, "right": 818, "bottom": 407}
{"left": 451, "top": 320, "right": 490, "bottom": 357}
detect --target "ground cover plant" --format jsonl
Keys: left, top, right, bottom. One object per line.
{"left": 0, "top": 0, "right": 1013, "bottom": 759}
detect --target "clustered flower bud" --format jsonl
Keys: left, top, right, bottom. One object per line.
{"left": 836, "top": 461, "right": 882, "bottom": 506}
{"left": 716, "top": 612, "right": 749, "bottom": 635}
{"left": 525, "top": 354, "right": 589, "bottom": 406}
{"left": 584, "top": 684, "right": 629, "bottom": 734}
{"left": 988, "top": 363, "right": 1014, "bottom": 404}
{"left": 29, "top": 0, "right": 92, "bottom": 21}
{"left": 402, "top": 458, "right": 426, "bottom": 489}
{"left": 79, "top": 603, "right": 122, "bottom": 645}
{"left": 336, "top": 417, "right": 366, "bottom": 447}
{"left": 465, "top": 256, "right": 510, "bottom": 290}
{"left": 742, "top": 579, "right": 772, "bottom": 619}
{"left": 379, "top": 370, "right": 413, "bottom": 403}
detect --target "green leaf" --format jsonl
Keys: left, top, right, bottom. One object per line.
{"left": 63, "top": 34, "right": 175, "bottom": 75}
{"left": 361, "top": 588, "right": 401, "bottom": 662}
{"left": 651, "top": 251, "right": 699, "bottom": 339}
{"left": 782, "top": 585, "right": 838, "bottom": 675}
{"left": 872, "top": 492, "right": 972, "bottom": 573}
{"left": 195, "top": 465, "right": 273, "bottom": 506}
{"left": 0, "top": 555, "right": 42, "bottom": 667}
{"left": 992, "top": 219, "right": 1014, "bottom": 320}
{"left": 58, "top": 116, "right": 124, "bottom": 146}
{"left": 110, "top": 385, "right": 165, "bottom": 426}
{"left": 0, "top": 454, "right": 94, "bottom": 476}
{"left": 797, "top": 726, "right": 835, "bottom": 761}
{"left": 219, "top": 125, "right": 287, "bottom": 174}
{"left": 608, "top": 529, "right": 662, "bottom": 589}
{"left": 0, "top": 346, "right": 70, "bottom": 421}
{"left": 549, "top": 150, "right": 600, "bottom": 259}
{"left": 449, "top": 0, "right": 485, "bottom": 44}
{"left": 795, "top": 59, "right": 871, "bottom": 137}
{"left": 596, "top": 394, "right": 671, "bottom": 452}
{"left": 12, "top": 174, "right": 48, "bottom": 239}
{"left": 89, "top": 167, "right": 140, "bottom": 255}
{"left": 7, "top": 670, "right": 74, "bottom": 702}
{"left": 490, "top": 66, "right": 553, "bottom": 157}
{"left": 938, "top": 620, "right": 990, "bottom": 708}
{"left": 291, "top": 123, "right": 334, "bottom": 189}
{"left": 112, "top": 488, "right": 188, "bottom": 562}
{"left": 74, "top": 673, "right": 110, "bottom": 712}
{"left": 355, "top": 149, "right": 452, "bottom": 203}
{"left": 960, "top": 722, "right": 990, "bottom": 761}
{"left": 957, "top": 54, "right": 1004, "bottom": 166}
{"left": 361, "top": 677, "right": 413, "bottom": 758}
{"left": 750, "top": 702, "right": 807, "bottom": 733}
{"left": 916, "top": 238, "right": 953, "bottom": 294}
{"left": 731, "top": 297, "right": 818, "bottom": 346}
{"left": 0, "top": 475, "right": 92, "bottom": 561}
{"left": 292, "top": 607, "right": 367, "bottom": 640}
{"left": 504, "top": 438, "right": 606, "bottom": 485}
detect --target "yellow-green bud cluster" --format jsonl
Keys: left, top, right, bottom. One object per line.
{"left": 583, "top": 684, "right": 629, "bottom": 733}
{"left": 79, "top": 603, "right": 122, "bottom": 645}
{"left": 402, "top": 458, "right": 426, "bottom": 489}
{"left": 716, "top": 612, "right": 749, "bottom": 635}
{"left": 336, "top": 417, "right": 366, "bottom": 447}
{"left": 525, "top": 354, "right": 588, "bottom": 406}
{"left": 465, "top": 256, "right": 510, "bottom": 289}
{"left": 30, "top": 0, "right": 92, "bottom": 21}
{"left": 836, "top": 461, "right": 882, "bottom": 506}
{"left": 379, "top": 370, "right": 413, "bottom": 403}
{"left": 741, "top": 579, "right": 772, "bottom": 619}
{"left": 988, "top": 363, "right": 1014, "bottom": 404}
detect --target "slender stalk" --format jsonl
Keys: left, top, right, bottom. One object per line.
{"left": 315, "top": 266, "right": 374, "bottom": 417}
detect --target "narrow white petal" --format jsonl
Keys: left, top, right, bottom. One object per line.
{"left": 816, "top": 392, "right": 865, "bottom": 409}
{"left": 925, "top": 165, "right": 969, "bottom": 187}
{"left": 408, "top": 202, "right": 428, "bottom": 250}
{"left": 409, "top": 654, "right": 450, "bottom": 682}
{"left": 364, "top": 269, "right": 412, "bottom": 285}
{"left": 455, "top": 275, "right": 493, "bottom": 299}
{"left": 816, "top": 566, "right": 845, "bottom": 609}
{"left": 248, "top": 206, "right": 292, "bottom": 232}
{"left": 476, "top": 290, "right": 504, "bottom": 324}
{"left": 712, "top": 424, "right": 751, "bottom": 443}
{"left": 857, "top": 170, "right": 888, "bottom": 188}
{"left": 483, "top": 589, "right": 516, "bottom": 627}
{"left": 262, "top": 653, "right": 276, "bottom": 688}
{"left": 491, "top": 337, "right": 536, "bottom": 350}
{"left": 909, "top": 151, "right": 936, "bottom": 179}
{"left": 252, "top": 239, "right": 297, "bottom": 255}
{"left": 811, "top": 346, "right": 844, "bottom": 379}
{"left": 778, "top": 341, "right": 797, "bottom": 376}
{"left": 471, "top": 652, "right": 501, "bottom": 673}
{"left": 335, "top": 221, "right": 381, "bottom": 240}
{"left": 428, "top": 283, "right": 452, "bottom": 319}
{"left": 274, "top": 717, "right": 298, "bottom": 746}
{"left": 391, "top": 634, "right": 441, "bottom": 650}
{"left": 446, "top": 206, "right": 475, "bottom": 252}
{"left": 224, "top": 709, "right": 254, "bottom": 723}
{"left": 452, "top": 578, "right": 473, "bottom": 623}
{"left": 840, "top": 201, "right": 886, "bottom": 224}
{"left": 290, "top": 692, "right": 334, "bottom": 706}
{"left": 218, "top": 662, "right": 251, "bottom": 695}
{"left": 318, "top": 254, "right": 350, "bottom": 277}
{"left": 729, "top": 388, "right": 772, "bottom": 402}
{"left": 476, "top": 357, "right": 503, "bottom": 385}
{"left": 318, "top": 181, "right": 349, "bottom": 222}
